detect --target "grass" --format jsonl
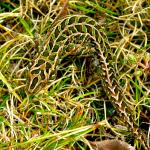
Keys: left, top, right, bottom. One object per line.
{"left": 0, "top": 0, "right": 150, "bottom": 150}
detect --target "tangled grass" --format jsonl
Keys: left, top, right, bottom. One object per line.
{"left": 0, "top": 0, "right": 150, "bottom": 149}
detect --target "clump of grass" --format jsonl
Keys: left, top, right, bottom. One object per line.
{"left": 0, "top": 0, "right": 150, "bottom": 149}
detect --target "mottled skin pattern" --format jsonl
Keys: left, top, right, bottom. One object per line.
{"left": 27, "top": 14, "right": 149, "bottom": 150}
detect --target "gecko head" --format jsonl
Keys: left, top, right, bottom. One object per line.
{"left": 89, "top": 140, "right": 135, "bottom": 150}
